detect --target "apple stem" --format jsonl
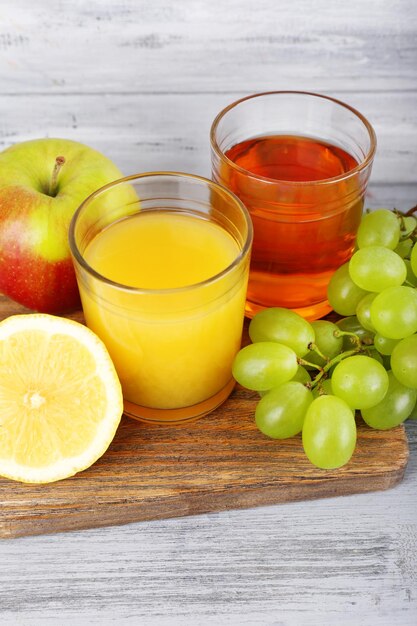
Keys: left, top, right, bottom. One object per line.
{"left": 48, "top": 156, "right": 66, "bottom": 197}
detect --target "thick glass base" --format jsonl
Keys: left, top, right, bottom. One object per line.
{"left": 245, "top": 298, "right": 332, "bottom": 321}
{"left": 123, "top": 378, "right": 236, "bottom": 425}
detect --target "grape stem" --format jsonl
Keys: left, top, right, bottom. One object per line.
{"left": 307, "top": 342, "right": 329, "bottom": 363}
{"left": 404, "top": 204, "right": 417, "bottom": 217}
{"left": 308, "top": 347, "right": 362, "bottom": 389}
{"left": 300, "top": 330, "right": 370, "bottom": 387}
{"left": 333, "top": 329, "right": 362, "bottom": 348}
{"left": 297, "top": 357, "right": 322, "bottom": 371}
{"left": 395, "top": 209, "right": 407, "bottom": 232}
{"left": 395, "top": 207, "right": 416, "bottom": 241}
{"left": 314, "top": 381, "right": 327, "bottom": 396}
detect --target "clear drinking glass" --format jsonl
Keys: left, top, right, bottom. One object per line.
{"left": 211, "top": 91, "right": 376, "bottom": 320}
{"left": 69, "top": 172, "right": 252, "bottom": 425}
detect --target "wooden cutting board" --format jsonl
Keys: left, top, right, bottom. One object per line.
{"left": 0, "top": 295, "right": 409, "bottom": 539}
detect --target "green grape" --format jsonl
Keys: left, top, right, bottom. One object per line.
{"left": 411, "top": 242, "right": 417, "bottom": 277}
{"left": 249, "top": 307, "right": 315, "bottom": 357}
{"left": 327, "top": 262, "right": 369, "bottom": 316}
{"left": 407, "top": 400, "right": 417, "bottom": 420}
{"left": 405, "top": 260, "right": 417, "bottom": 287}
{"left": 395, "top": 238, "right": 413, "bottom": 259}
{"left": 382, "top": 354, "right": 391, "bottom": 370}
{"left": 349, "top": 247, "right": 407, "bottom": 292}
{"left": 302, "top": 396, "right": 357, "bottom": 469}
{"left": 331, "top": 355, "right": 389, "bottom": 409}
{"left": 361, "top": 371, "right": 417, "bottom": 430}
{"left": 291, "top": 365, "right": 311, "bottom": 384}
{"left": 391, "top": 334, "right": 417, "bottom": 389}
{"left": 306, "top": 320, "right": 343, "bottom": 365}
{"left": 356, "top": 293, "right": 377, "bottom": 332}
{"left": 356, "top": 209, "right": 400, "bottom": 250}
{"left": 259, "top": 365, "right": 311, "bottom": 396}
{"left": 370, "top": 286, "right": 417, "bottom": 339}
{"left": 374, "top": 333, "right": 399, "bottom": 356}
{"left": 255, "top": 381, "right": 313, "bottom": 439}
{"left": 232, "top": 342, "right": 298, "bottom": 391}
{"left": 312, "top": 378, "right": 333, "bottom": 399}
{"left": 305, "top": 320, "right": 343, "bottom": 367}
{"left": 367, "top": 348, "right": 384, "bottom": 365}
{"left": 336, "top": 316, "right": 374, "bottom": 350}
{"left": 400, "top": 215, "right": 417, "bottom": 238}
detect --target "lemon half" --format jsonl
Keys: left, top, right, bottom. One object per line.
{"left": 0, "top": 314, "right": 123, "bottom": 483}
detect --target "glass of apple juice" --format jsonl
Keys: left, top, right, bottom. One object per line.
{"left": 69, "top": 172, "right": 252, "bottom": 425}
{"left": 211, "top": 91, "right": 376, "bottom": 320}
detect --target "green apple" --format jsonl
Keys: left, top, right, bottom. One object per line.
{"left": 0, "top": 138, "right": 124, "bottom": 312}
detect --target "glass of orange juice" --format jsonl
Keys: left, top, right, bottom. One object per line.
{"left": 69, "top": 172, "right": 252, "bottom": 425}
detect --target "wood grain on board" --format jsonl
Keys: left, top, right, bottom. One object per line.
{"left": 0, "top": 295, "right": 409, "bottom": 539}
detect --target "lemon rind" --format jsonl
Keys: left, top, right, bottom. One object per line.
{"left": 0, "top": 314, "right": 123, "bottom": 484}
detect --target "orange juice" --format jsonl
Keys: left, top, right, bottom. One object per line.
{"left": 84, "top": 212, "right": 240, "bottom": 289}
{"left": 80, "top": 210, "right": 248, "bottom": 417}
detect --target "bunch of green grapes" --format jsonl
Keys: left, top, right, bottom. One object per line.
{"left": 233, "top": 209, "right": 417, "bottom": 470}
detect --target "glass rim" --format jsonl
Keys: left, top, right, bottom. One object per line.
{"left": 69, "top": 171, "right": 253, "bottom": 296}
{"left": 210, "top": 90, "right": 377, "bottom": 187}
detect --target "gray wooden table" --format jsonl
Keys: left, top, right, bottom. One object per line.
{"left": 0, "top": 1, "right": 416, "bottom": 624}
{"left": 0, "top": 422, "right": 416, "bottom": 626}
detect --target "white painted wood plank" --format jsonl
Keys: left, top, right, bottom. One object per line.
{"left": 0, "top": 92, "right": 416, "bottom": 193}
{"left": 0, "top": 0, "right": 415, "bottom": 94}
{"left": 367, "top": 183, "right": 416, "bottom": 210}
{"left": 0, "top": 420, "right": 415, "bottom": 625}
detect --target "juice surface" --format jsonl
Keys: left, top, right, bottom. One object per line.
{"left": 84, "top": 211, "right": 239, "bottom": 289}
{"left": 221, "top": 134, "right": 362, "bottom": 318}
{"left": 81, "top": 211, "right": 248, "bottom": 413}
{"left": 225, "top": 134, "right": 358, "bottom": 182}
